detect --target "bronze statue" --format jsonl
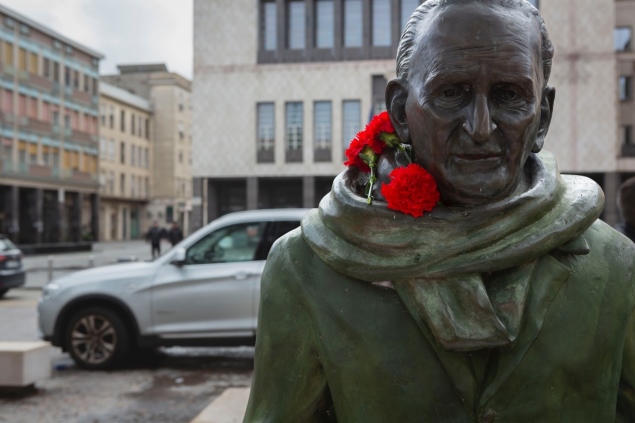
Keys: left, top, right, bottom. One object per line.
{"left": 244, "top": 1, "right": 635, "bottom": 421}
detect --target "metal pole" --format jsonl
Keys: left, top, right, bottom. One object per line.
{"left": 88, "top": 255, "right": 94, "bottom": 268}
{"left": 47, "top": 255, "right": 53, "bottom": 283}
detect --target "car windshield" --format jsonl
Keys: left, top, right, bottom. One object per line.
{"left": 0, "top": 238, "right": 17, "bottom": 252}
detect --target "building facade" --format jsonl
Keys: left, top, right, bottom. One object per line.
{"left": 616, "top": 0, "right": 635, "bottom": 220}
{"left": 102, "top": 64, "right": 192, "bottom": 234}
{"left": 0, "top": 4, "right": 102, "bottom": 246}
{"left": 98, "top": 82, "right": 152, "bottom": 241}
{"left": 192, "top": 0, "right": 621, "bottom": 226}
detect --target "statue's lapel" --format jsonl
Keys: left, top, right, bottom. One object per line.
{"left": 478, "top": 254, "right": 571, "bottom": 405}
{"left": 393, "top": 253, "right": 571, "bottom": 414}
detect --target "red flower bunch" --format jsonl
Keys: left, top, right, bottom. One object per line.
{"left": 381, "top": 164, "right": 440, "bottom": 218}
{"left": 343, "top": 112, "right": 440, "bottom": 217}
{"left": 344, "top": 112, "right": 394, "bottom": 172}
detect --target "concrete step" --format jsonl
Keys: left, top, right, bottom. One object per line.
{"left": 0, "top": 341, "right": 51, "bottom": 387}
{"left": 190, "top": 387, "right": 250, "bottom": 423}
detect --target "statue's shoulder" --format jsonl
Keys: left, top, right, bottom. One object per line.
{"left": 583, "top": 219, "right": 635, "bottom": 262}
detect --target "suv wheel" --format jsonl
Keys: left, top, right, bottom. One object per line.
{"left": 65, "top": 307, "right": 130, "bottom": 370}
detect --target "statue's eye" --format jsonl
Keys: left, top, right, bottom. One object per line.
{"left": 495, "top": 86, "right": 522, "bottom": 103}
{"left": 443, "top": 88, "right": 460, "bottom": 98}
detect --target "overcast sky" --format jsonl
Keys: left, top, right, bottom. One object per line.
{"left": 1, "top": 0, "right": 193, "bottom": 79}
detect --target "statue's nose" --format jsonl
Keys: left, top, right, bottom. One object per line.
{"left": 462, "top": 94, "right": 497, "bottom": 143}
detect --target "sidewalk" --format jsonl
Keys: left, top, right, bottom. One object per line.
{"left": 22, "top": 240, "right": 171, "bottom": 289}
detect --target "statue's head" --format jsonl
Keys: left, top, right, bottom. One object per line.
{"left": 387, "top": 0, "right": 556, "bottom": 206}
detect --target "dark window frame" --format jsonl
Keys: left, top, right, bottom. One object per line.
{"left": 257, "top": 102, "right": 276, "bottom": 164}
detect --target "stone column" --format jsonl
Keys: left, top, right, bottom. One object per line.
{"left": 191, "top": 177, "right": 204, "bottom": 231}
{"left": 207, "top": 180, "right": 218, "bottom": 222}
{"left": 58, "top": 189, "right": 66, "bottom": 243}
{"left": 34, "top": 188, "right": 43, "bottom": 244}
{"left": 303, "top": 176, "right": 315, "bottom": 208}
{"left": 247, "top": 177, "right": 258, "bottom": 210}
{"left": 90, "top": 193, "right": 99, "bottom": 242}
{"left": 71, "top": 192, "right": 83, "bottom": 242}
{"left": 6, "top": 186, "right": 19, "bottom": 243}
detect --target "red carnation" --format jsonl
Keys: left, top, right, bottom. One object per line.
{"left": 344, "top": 137, "right": 371, "bottom": 172}
{"left": 368, "top": 111, "right": 395, "bottom": 135}
{"left": 344, "top": 112, "right": 395, "bottom": 172}
{"left": 381, "top": 164, "right": 440, "bottom": 218}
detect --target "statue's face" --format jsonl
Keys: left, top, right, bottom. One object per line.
{"left": 404, "top": 4, "right": 547, "bottom": 206}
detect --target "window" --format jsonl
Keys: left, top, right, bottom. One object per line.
{"left": 120, "top": 174, "right": 125, "bottom": 195}
{"left": 43, "top": 58, "right": 50, "bottom": 78}
{"left": 109, "top": 106, "right": 114, "bottom": 128}
{"left": 29, "top": 52, "right": 37, "bottom": 74}
{"left": 314, "top": 101, "right": 332, "bottom": 161}
{"left": 179, "top": 150, "right": 183, "bottom": 163}
{"left": 372, "top": 0, "right": 391, "bottom": 47}
{"left": 526, "top": 0, "right": 538, "bottom": 8}
{"left": 4, "top": 41, "right": 13, "bottom": 66}
{"left": 286, "top": 102, "right": 303, "bottom": 158}
{"left": 109, "top": 139, "right": 115, "bottom": 161}
{"left": 401, "top": 0, "right": 419, "bottom": 33}
{"left": 316, "top": 0, "right": 334, "bottom": 48}
{"left": 131, "top": 113, "right": 136, "bottom": 135}
{"left": 257, "top": 102, "right": 275, "bottom": 156}
{"left": 624, "top": 125, "right": 633, "bottom": 145}
{"left": 73, "top": 70, "right": 79, "bottom": 89}
{"left": 145, "top": 148, "right": 149, "bottom": 168}
{"left": 288, "top": 1, "right": 306, "bottom": 49}
{"left": 131, "top": 145, "right": 136, "bottom": 166}
{"left": 344, "top": 0, "right": 363, "bottom": 47}
{"left": 616, "top": 27, "right": 632, "bottom": 52}
{"left": 18, "top": 48, "right": 27, "bottom": 72}
{"left": 120, "top": 141, "right": 126, "bottom": 164}
{"left": 185, "top": 222, "right": 267, "bottom": 265}
{"left": 52, "top": 111, "right": 59, "bottom": 126}
{"left": 92, "top": 78, "right": 98, "bottom": 96}
{"left": 145, "top": 119, "right": 150, "bottom": 139}
{"left": 19, "top": 24, "right": 30, "bottom": 36}
{"left": 262, "top": 1, "right": 277, "bottom": 51}
{"left": 53, "top": 61, "right": 60, "bottom": 82}
{"left": 178, "top": 121, "right": 184, "bottom": 140}
{"left": 342, "top": 100, "right": 361, "bottom": 151}
{"left": 64, "top": 67, "right": 71, "bottom": 86}
{"left": 121, "top": 110, "right": 125, "bottom": 132}
{"left": 620, "top": 76, "right": 632, "bottom": 101}
{"left": 64, "top": 114, "right": 70, "bottom": 128}
{"left": 84, "top": 75, "right": 89, "bottom": 92}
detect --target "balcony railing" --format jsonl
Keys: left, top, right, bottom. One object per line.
{"left": 0, "top": 159, "right": 96, "bottom": 185}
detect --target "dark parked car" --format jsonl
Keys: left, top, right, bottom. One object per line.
{"left": 0, "top": 236, "right": 25, "bottom": 298}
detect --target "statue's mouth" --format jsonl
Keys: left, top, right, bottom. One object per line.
{"left": 452, "top": 153, "right": 502, "bottom": 163}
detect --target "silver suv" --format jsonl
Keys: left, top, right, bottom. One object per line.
{"left": 38, "top": 209, "right": 308, "bottom": 369}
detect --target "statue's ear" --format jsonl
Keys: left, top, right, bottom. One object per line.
{"left": 532, "top": 86, "right": 556, "bottom": 153}
{"left": 386, "top": 78, "right": 410, "bottom": 144}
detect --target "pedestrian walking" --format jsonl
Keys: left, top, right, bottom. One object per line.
{"left": 168, "top": 222, "right": 184, "bottom": 247}
{"left": 145, "top": 221, "right": 167, "bottom": 259}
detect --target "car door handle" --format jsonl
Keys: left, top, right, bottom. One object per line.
{"left": 234, "top": 272, "right": 250, "bottom": 280}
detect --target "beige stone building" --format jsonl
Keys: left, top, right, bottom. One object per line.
{"left": 192, "top": 0, "right": 621, "bottom": 226}
{"left": 102, "top": 64, "right": 193, "bottom": 234}
{"left": 98, "top": 82, "right": 152, "bottom": 241}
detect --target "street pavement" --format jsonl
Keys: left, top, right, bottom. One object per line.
{"left": 22, "top": 240, "right": 171, "bottom": 288}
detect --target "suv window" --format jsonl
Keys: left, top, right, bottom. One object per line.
{"left": 254, "top": 220, "right": 301, "bottom": 260}
{"left": 185, "top": 222, "right": 266, "bottom": 265}
{"left": 0, "top": 238, "right": 16, "bottom": 252}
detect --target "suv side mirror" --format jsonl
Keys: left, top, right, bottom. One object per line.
{"left": 171, "top": 247, "right": 186, "bottom": 266}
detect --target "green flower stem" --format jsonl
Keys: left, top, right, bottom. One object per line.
{"left": 367, "top": 165, "right": 376, "bottom": 205}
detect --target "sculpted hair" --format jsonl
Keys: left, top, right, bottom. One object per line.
{"left": 396, "top": 0, "right": 554, "bottom": 86}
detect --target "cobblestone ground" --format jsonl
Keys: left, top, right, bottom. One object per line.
{"left": 0, "top": 290, "right": 254, "bottom": 423}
